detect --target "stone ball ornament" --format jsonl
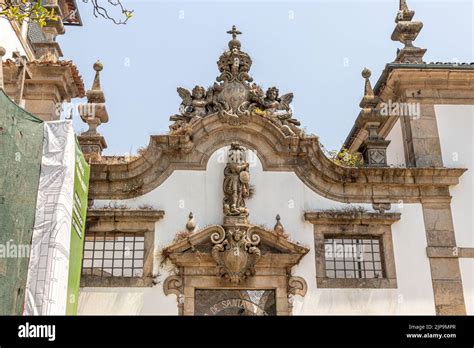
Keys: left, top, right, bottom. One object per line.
{"left": 362, "top": 68, "right": 372, "bottom": 79}
{"left": 93, "top": 60, "right": 104, "bottom": 72}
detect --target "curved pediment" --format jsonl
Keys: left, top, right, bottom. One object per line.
{"left": 89, "top": 112, "right": 465, "bottom": 204}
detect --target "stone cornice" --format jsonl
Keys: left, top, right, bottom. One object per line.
{"left": 86, "top": 208, "right": 165, "bottom": 220}
{"left": 3, "top": 59, "right": 85, "bottom": 100}
{"left": 304, "top": 211, "right": 401, "bottom": 225}
{"left": 88, "top": 114, "right": 466, "bottom": 204}
{"left": 86, "top": 208, "right": 165, "bottom": 233}
{"left": 375, "top": 65, "right": 474, "bottom": 104}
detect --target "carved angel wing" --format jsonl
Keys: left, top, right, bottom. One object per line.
{"left": 177, "top": 87, "right": 192, "bottom": 106}
{"left": 279, "top": 93, "right": 294, "bottom": 109}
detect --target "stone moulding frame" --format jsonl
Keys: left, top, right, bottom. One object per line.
{"left": 305, "top": 211, "right": 401, "bottom": 289}
{"left": 86, "top": 114, "right": 466, "bottom": 205}
{"left": 161, "top": 225, "right": 309, "bottom": 316}
{"left": 80, "top": 208, "right": 164, "bottom": 287}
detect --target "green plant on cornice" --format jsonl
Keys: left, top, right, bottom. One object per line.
{"left": 320, "top": 206, "right": 368, "bottom": 214}
{"left": 322, "top": 145, "right": 364, "bottom": 168}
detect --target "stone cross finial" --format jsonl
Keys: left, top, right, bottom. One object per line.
{"left": 226, "top": 25, "right": 242, "bottom": 40}
{"left": 0, "top": 47, "right": 5, "bottom": 91}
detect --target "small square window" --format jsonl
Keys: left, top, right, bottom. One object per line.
{"left": 82, "top": 232, "right": 146, "bottom": 279}
{"left": 324, "top": 236, "right": 385, "bottom": 280}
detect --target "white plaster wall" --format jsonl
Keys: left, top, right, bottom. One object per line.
{"left": 460, "top": 259, "right": 474, "bottom": 315}
{"left": 386, "top": 118, "right": 406, "bottom": 167}
{"left": 436, "top": 105, "right": 474, "bottom": 247}
{"left": 79, "top": 147, "right": 434, "bottom": 315}
{"left": 0, "top": 19, "right": 28, "bottom": 58}
{"left": 436, "top": 105, "right": 474, "bottom": 314}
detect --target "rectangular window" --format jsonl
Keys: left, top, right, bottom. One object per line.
{"left": 82, "top": 232, "right": 145, "bottom": 278}
{"left": 324, "top": 237, "right": 384, "bottom": 279}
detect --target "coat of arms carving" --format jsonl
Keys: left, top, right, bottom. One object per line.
{"left": 211, "top": 226, "right": 261, "bottom": 284}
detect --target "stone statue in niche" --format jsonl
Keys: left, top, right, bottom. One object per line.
{"left": 223, "top": 143, "right": 250, "bottom": 216}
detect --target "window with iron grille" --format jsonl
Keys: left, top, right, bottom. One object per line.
{"left": 82, "top": 232, "right": 145, "bottom": 278}
{"left": 324, "top": 236, "right": 384, "bottom": 279}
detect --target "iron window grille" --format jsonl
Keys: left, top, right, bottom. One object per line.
{"left": 324, "top": 236, "right": 384, "bottom": 279}
{"left": 82, "top": 232, "right": 145, "bottom": 278}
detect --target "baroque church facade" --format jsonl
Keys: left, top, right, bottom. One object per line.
{"left": 0, "top": 0, "right": 473, "bottom": 315}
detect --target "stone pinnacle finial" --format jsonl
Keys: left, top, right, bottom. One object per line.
{"left": 79, "top": 61, "right": 109, "bottom": 135}
{"left": 391, "top": 0, "right": 425, "bottom": 63}
{"left": 400, "top": 0, "right": 409, "bottom": 11}
{"left": 362, "top": 68, "right": 374, "bottom": 98}
{"left": 186, "top": 212, "right": 196, "bottom": 233}
{"left": 395, "top": 0, "right": 415, "bottom": 22}
{"left": 91, "top": 60, "right": 103, "bottom": 92}
{"left": 359, "top": 68, "right": 376, "bottom": 108}
{"left": 356, "top": 67, "right": 390, "bottom": 167}
{"left": 78, "top": 59, "right": 109, "bottom": 154}
{"left": 0, "top": 46, "right": 5, "bottom": 90}
{"left": 273, "top": 214, "right": 288, "bottom": 238}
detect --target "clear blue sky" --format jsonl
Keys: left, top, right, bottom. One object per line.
{"left": 59, "top": 0, "right": 473, "bottom": 155}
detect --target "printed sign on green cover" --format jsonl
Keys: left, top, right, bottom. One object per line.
{"left": 66, "top": 140, "right": 90, "bottom": 315}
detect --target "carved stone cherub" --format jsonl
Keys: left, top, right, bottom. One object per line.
{"left": 260, "top": 87, "right": 301, "bottom": 136}
{"left": 176, "top": 85, "right": 208, "bottom": 119}
{"left": 262, "top": 87, "right": 294, "bottom": 117}
{"left": 169, "top": 86, "right": 209, "bottom": 132}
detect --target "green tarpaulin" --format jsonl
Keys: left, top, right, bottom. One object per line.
{"left": 0, "top": 89, "right": 44, "bottom": 315}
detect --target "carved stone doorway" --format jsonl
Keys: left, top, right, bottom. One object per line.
{"left": 162, "top": 225, "right": 309, "bottom": 316}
